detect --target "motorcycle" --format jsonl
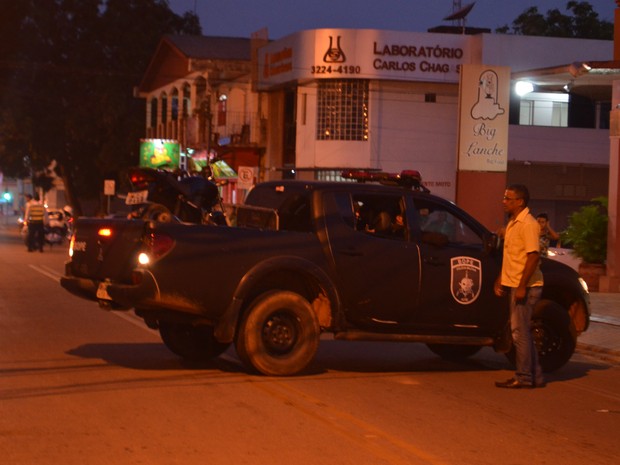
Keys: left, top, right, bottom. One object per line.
{"left": 19, "top": 205, "right": 74, "bottom": 247}
{"left": 44, "top": 207, "right": 73, "bottom": 246}
{"left": 126, "top": 167, "right": 227, "bottom": 225}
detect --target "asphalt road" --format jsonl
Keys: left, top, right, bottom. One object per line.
{"left": 1, "top": 226, "right": 619, "bottom": 465}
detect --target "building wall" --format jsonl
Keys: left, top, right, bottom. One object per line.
{"left": 508, "top": 125, "right": 609, "bottom": 165}
{"left": 371, "top": 80, "right": 459, "bottom": 200}
{"left": 508, "top": 160, "right": 608, "bottom": 231}
{"left": 264, "top": 90, "right": 286, "bottom": 181}
{"left": 476, "top": 34, "right": 613, "bottom": 70}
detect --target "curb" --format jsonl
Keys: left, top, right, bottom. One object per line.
{"left": 576, "top": 343, "right": 620, "bottom": 364}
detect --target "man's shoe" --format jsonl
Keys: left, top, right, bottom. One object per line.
{"left": 495, "top": 378, "right": 535, "bottom": 389}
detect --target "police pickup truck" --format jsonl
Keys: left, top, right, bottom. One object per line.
{"left": 60, "top": 171, "right": 590, "bottom": 376}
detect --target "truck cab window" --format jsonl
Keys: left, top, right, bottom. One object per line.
{"left": 416, "top": 203, "right": 481, "bottom": 247}
{"left": 336, "top": 192, "right": 406, "bottom": 240}
{"left": 278, "top": 193, "right": 313, "bottom": 232}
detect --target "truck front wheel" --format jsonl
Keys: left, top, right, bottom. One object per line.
{"left": 235, "top": 291, "right": 320, "bottom": 376}
{"left": 505, "top": 299, "right": 577, "bottom": 373}
{"left": 159, "top": 322, "right": 230, "bottom": 361}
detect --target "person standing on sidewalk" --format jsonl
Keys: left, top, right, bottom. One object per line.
{"left": 24, "top": 194, "right": 47, "bottom": 252}
{"left": 536, "top": 212, "right": 560, "bottom": 256}
{"left": 494, "top": 184, "right": 545, "bottom": 389}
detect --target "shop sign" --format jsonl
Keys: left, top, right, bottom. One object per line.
{"left": 257, "top": 29, "right": 470, "bottom": 89}
{"left": 139, "top": 139, "right": 180, "bottom": 169}
{"left": 457, "top": 65, "right": 509, "bottom": 172}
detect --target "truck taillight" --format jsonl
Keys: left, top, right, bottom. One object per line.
{"left": 139, "top": 232, "right": 175, "bottom": 265}
{"left": 98, "top": 228, "right": 113, "bottom": 237}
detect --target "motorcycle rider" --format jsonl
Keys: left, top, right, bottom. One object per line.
{"left": 24, "top": 194, "right": 48, "bottom": 252}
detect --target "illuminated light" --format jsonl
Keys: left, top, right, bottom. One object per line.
{"left": 515, "top": 81, "right": 534, "bottom": 96}
{"left": 98, "top": 228, "right": 112, "bottom": 237}
{"left": 143, "top": 232, "right": 175, "bottom": 261}
{"left": 69, "top": 235, "right": 75, "bottom": 258}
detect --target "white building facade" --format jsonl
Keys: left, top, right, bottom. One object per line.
{"left": 257, "top": 29, "right": 613, "bottom": 228}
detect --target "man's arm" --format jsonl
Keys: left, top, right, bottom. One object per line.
{"left": 516, "top": 251, "right": 540, "bottom": 300}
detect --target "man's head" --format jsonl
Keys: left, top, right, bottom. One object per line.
{"left": 502, "top": 184, "right": 529, "bottom": 216}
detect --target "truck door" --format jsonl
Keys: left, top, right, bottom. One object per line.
{"left": 321, "top": 190, "right": 421, "bottom": 326}
{"left": 413, "top": 198, "right": 505, "bottom": 332}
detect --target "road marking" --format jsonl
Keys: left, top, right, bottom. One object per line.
{"left": 590, "top": 315, "right": 620, "bottom": 327}
{"left": 29, "top": 264, "right": 159, "bottom": 336}
{"left": 29, "top": 264, "right": 61, "bottom": 281}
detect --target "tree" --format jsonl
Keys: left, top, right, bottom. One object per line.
{"left": 0, "top": 0, "right": 201, "bottom": 215}
{"left": 496, "top": 1, "right": 613, "bottom": 39}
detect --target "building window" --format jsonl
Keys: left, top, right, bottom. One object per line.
{"left": 317, "top": 79, "right": 369, "bottom": 141}
{"left": 519, "top": 92, "right": 568, "bottom": 127}
{"left": 315, "top": 169, "right": 356, "bottom": 182}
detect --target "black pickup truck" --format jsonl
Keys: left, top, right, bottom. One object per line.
{"left": 61, "top": 175, "right": 590, "bottom": 375}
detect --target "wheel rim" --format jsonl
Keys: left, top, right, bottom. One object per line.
{"left": 261, "top": 311, "right": 300, "bottom": 356}
{"left": 533, "top": 321, "right": 562, "bottom": 357}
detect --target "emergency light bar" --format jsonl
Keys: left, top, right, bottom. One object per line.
{"left": 341, "top": 169, "right": 429, "bottom": 192}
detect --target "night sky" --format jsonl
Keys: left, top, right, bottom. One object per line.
{"left": 169, "top": 0, "right": 616, "bottom": 39}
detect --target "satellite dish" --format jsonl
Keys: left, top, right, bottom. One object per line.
{"left": 443, "top": 2, "right": 476, "bottom": 21}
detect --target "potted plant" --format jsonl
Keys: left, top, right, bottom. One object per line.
{"left": 560, "top": 196, "right": 608, "bottom": 292}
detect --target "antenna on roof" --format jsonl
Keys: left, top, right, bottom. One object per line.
{"left": 443, "top": 1, "right": 476, "bottom": 34}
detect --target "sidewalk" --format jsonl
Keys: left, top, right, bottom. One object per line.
{"left": 577, "top": 292, "right": 620, "bottom": 363}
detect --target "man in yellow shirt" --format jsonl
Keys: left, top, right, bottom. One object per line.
{"left": 494, "top": 184, "right": 545, "bottom": 389}
{"left": 24, "top": 194, "right": 47, "bottom": 252}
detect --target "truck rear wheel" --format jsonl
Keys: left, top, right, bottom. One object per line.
{"left": 505, "top": 299, "right": 577, "bottom": 373}
{"left": 159, "top": 322, "right": 230, "bottom": 361}
{"left": 235, "top": 291, "right": 320, "bottom": 376}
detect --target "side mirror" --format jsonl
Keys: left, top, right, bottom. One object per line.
{"left": 484, "top": 233, "right": 501, "bottom": 255}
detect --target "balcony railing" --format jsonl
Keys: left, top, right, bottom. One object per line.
{"left": 146, "top": 111, "right": 263, "bottom": 149}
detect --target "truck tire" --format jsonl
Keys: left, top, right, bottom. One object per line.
{"left": 235, "top": 291, "right": 320, "bottom": 376}
{"left": 426, "top": 344, "right": 482, "bottom": 361}
{"left": 159, "top": 322, "right": 230, "bottom": 361}
{"left": 505, "top": 299, "right": 577, "bottom": 373}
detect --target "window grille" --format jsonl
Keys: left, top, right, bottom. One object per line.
{"left": 317, "top": 80, "right": 369, "bottom": 141}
